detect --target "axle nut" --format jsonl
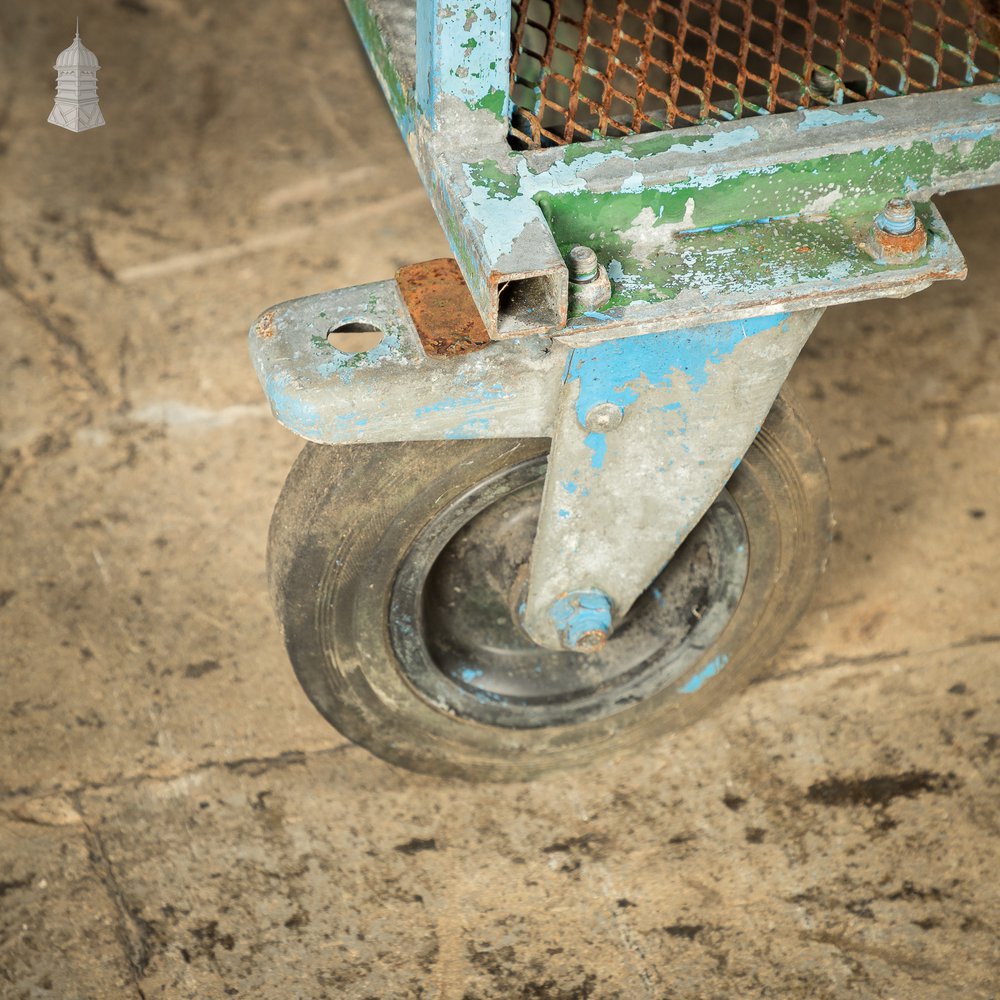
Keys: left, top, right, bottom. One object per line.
{"left": 550, "top": 589, "right": 614, "bottom": 653}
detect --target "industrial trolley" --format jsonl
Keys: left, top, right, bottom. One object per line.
{"left": 251, "top": 0, "right": 1000, "bottom": 778}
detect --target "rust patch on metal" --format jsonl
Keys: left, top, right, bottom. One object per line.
{"left": 396, "top": 258, "right": 492, "bottom": 358}
{"left": 254, "top": 310, "right": 276, "bottom": 339}
{"left": 867, "top": 218, "right": 928, "bottom": 263}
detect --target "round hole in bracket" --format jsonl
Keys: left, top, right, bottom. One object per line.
{"left": 326, "top": 322, "right": 384, "bottom": 354}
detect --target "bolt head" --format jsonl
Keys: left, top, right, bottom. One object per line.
{"left": 584, "top": 401, "right": 624, "bottom": 432}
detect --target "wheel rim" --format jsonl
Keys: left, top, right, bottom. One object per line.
{"left": 389, "top": 455, "right": 749, "bottom": 729}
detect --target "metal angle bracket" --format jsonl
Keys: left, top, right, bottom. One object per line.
{"left": 520, "top": 309, "right": 825, "bottom": 650}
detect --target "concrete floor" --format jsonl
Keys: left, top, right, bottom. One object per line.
{"left": 2, "top": 2, "right": 999, "bottom": 998}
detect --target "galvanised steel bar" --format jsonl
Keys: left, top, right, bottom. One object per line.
{"left": 520, "top": 309, "right": 823, "bottom": 649}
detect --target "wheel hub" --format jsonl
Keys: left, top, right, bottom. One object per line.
{"left": 390, "top": 457, "right": 749, "bottom": 729}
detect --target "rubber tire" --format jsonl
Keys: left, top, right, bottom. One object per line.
{"left": 267, "top": 391, "right": 830, "bottom": 781}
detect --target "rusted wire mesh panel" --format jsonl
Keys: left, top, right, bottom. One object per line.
{"left": 509, "top": 0, "right": 1000, "bottom": 146}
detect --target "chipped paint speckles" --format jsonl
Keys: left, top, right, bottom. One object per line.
{"left": 314, "top": 329, "right": 403, "bottom": 384}
{"left": 417, "top": 0, "right": 509, "bottom": 123}
{"left": 975, "top": 92, "right": 1000, "bottom": 106}
{"left": 414, "top": 380, "right": 507, "bottom": 426}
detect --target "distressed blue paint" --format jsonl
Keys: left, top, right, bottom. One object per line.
{"left": 460, "top": 667, "right": 484, "bottom": 683}
{"left": 584, "top": 310, "right": 614, "bottom": 321}
{"left": 797, "top": 107, "right": 883, "bottom": 130}
{"left": 416, "top": 0, "right": 510, "bottom": 123}
{"left": 414, "top": 382, "right": 506, "bottom": 421}
{"left": 443, "top": 417, "right": 493, "bottom": 439}
{"left": 931, "top": 123, "right": 998, "bottom": 143}
{"left": 976, "top": 92, "right": 1000, "bottom": 106}
{"left": 558, "top": 509, "right": 570, "bottom": 518}
{"left": 549, "top": 589, "right": 613, "bottom": 649}
{"left": 566, "top": 314, "right": 789, "bottom": 420}
{"left": 679, "top": 653, "right": 730, "bottom": 693}
{"left": 583, "top": 431, "right": 607, "bottom": 469}
{"left": 335, "top": 413, "right": 369, "bottom": 433}
{"left": 625, "top": 123, "right": 759, "bottom": 160}
{"left": 315, "top": 329, "right": 401, "bottom": 385}
{"left": 563, "top": 315, "right": 787, "bottom": 469}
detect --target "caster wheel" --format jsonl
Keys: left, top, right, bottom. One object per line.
{"left": 268, "top": 392, "right": 830, "bottom": 780}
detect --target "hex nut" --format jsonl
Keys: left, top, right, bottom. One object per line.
{"left": 549, "top": 589, "right": 614, "bottom": 653}
{"left": 865, "top": 215, "right": 927, "bottom": 265}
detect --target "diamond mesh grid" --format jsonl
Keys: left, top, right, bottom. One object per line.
{"left": 509, "top": 0, "right": 1000, "bottom": 146}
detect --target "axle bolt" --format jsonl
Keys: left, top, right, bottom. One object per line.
{"left": 876, "top": 198, "right": 917, "bottom": 236}
{"left": 567, "top": 245, "right": 600, "bottom": 284}
{"left": 584, "top": 401, "right": 624, "bottom": 432}
{"left": 550, "top": 589, "right": 613, "bottom": 652}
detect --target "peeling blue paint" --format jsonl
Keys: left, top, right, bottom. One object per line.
{"left": 931, "top": 124, "right": 998, "bottom": 143}
{"left": 583, "top": 431, "right": 607, "bottom": 469}
{"left": 679, "top": 653, "right": 730, "bottom": 693}
{"left": 976, "top": 92, "right": 1000, "bottom": 106}
{"left": 444, "top": 417, "right": 493, "bottom": 438}
{"left": 562, "top": 314, "right": 787, "bottom": 471}
{"left": 417, "top": 0, "right": 509, "bottom": 124}
{"left": 549, "top": 589, "right": 613, "bottom": 648}
{"left": 414, "top": 382, "right": 506, "bottom": 421}
{"left": 565, "top": 313, "right": 789, "bottom": 422}
{"left": 797, "top": 107, "right": 884, "bottom": 130}
{"left": 314, "top": 329, "right": 402, "bottom": 384}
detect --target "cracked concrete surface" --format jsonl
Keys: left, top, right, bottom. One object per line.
{"left": 1, "top": 2, "right": 999, "bottom": 998}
